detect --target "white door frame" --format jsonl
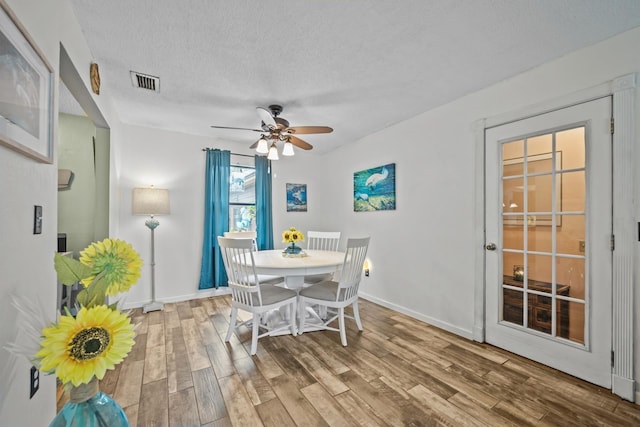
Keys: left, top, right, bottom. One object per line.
{"left": 472, "top": 73, "right": 637, "bottom": 402}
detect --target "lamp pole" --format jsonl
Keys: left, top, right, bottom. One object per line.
{"left": 143, "top": 216, "right": 163, "bottom": 313}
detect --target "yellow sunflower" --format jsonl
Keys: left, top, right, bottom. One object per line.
{"left": 282, "top": 227, "right": 304, "bottom": 243}
{"left": 79, "top": 238, "right": 142, "bottom": 296}
{"left": 36, "top": 305, "right": 135, "bottom": 386}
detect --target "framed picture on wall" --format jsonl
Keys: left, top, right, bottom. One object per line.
{"left": 286, "top": 183, "right": 307, "bottom": 212}
{"left": 0, "top": 1, "right": 54, "bottom": 163}
{"left": 354, "top": 163, "right": 396, "bottom": 211}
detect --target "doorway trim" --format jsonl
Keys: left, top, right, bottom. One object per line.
{"left": 472, "top": 73, "right": 636, "bottom": 402}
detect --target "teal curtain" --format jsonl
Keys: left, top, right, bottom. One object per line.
{"left": 255, "top": 156, "right": 274, "bottom": 250}
{"left": 199, "top": 149, "right": 230, "bottom": 289}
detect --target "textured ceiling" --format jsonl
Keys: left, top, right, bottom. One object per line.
{"left": 66, "top": 0, "right": 640, "bottom": 154}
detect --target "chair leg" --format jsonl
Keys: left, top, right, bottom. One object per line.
{"left": 353, "top": 299, "right": 363, "bottom": 331}
{"left": 298, "top": 298, "right": 306, "bottom": 335}
{"left": 250, "top": 313, "right": 260, "bottom": 355}
{"left": 289, "top": 301, "right": 297, "bottom": 336}
{"left": 339, "top": 307, "right": 347, "bottom": 346}
{"left": 225, "top": 307, "right": 238, "bottom": 342}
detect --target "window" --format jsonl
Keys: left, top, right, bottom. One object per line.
{"left": 229, "top": 163, "right": 256, "bottom": 232}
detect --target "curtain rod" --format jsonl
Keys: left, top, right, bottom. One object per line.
{"left": 201, "top": 148, "right": 254, "bottom": 159}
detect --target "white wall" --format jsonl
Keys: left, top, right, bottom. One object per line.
{"left": 0, "top": 0, "right": 121, "bottom": 425}
{"left": 317, "top": 27, "right": 640, "bottom": 392}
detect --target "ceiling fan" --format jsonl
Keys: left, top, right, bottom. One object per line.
{"left": 210, "top": 105, "right": 333, "bottom": 158}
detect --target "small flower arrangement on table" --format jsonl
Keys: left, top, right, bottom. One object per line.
{"left": 41, "top": 238, "right": 142, "bottom": 426}
{"left": 282, "top": 227, "right": 305, "bottom": 255}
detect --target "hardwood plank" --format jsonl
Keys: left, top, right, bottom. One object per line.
{"left": 164, "top": 309, "right": 181, "bottom": 329}
{"left": 408, "top": 383, "right": 488, "bottom": 427}
{"left": 68, "top": 295, "right": 640, "bottom": 427}
{"left": 124, "top": 332, "right": 147, "bottom": 364}
{"left": 295, "top": 351, "right": 349, "bottom": 396}
{"left": 269, "top": 375, "right": 329, "bottom": 427}
{"left": 448, "top": 393, "right": 516, "bottom": 427}
{"left": 192, "top": 305, "right": 209, "bottom": 323}
{"left": 411, "top": 356, "right": 499, "bottom": 408}
{"left": 99, "top": 362, "right": 121, "bottom": 396}
{"left": 218, "top": 374, "right": 265, "bottom": 427}
{"left": 137, "top": 379, "right": 169, "bottom": 426}
{"left": 176, "top": 301, "right": 194, "bottom": 320}
{"left": 146, "top": 310, "right": 164, "bottom": 325}
{"left": 192, "top": 367, "right": 228, "bottom": 424}
{"left": 168, "top": 387, "right": 200, "bottom": 427}
{"left": 114, "top": 359, "right": 144, "bottom": 408}
{"left": 232, "top": 355, "right": 277, "bottom": 406}
{"left": 166, "top": 327, "right": 194, "bottom": 393}
{"left": 300, "top": 382, "right": 360, "bottom": 427}
{"left": 492, "top": 399, "right": 546, "bottom": 427}
{"left": 337, "top": 370, "right": 409, "bottom": 427}
{"left": 262, "top": 340, "right": 316, "bottom": 388}
{"left": 123, "top": 404, "right": 139, "bottom": 427}
{"left": 181, "top": 318, "right": 212, "bottom": 370}
{"left": 197, "top": 316, "right": 221, "bottom": 345}
{"left": 205, "top": 339, "right": 236, "bottom": 379}
{"left": 146, "top": 323, "right": 165, "bottom": 348}
{"left": 252, "top": 345, "right": 286, "bottom": 380}
{"left": 255, "top": 397, "right": 297, "bottom": 427}
{"left": 143, "top": 342, "right": 167, "bottom": 384}
{"left": 294, "top": 334, "right": 350, "bottom": 375}
{"left": 333, "top": 390, "right": 389, "bottom": 427}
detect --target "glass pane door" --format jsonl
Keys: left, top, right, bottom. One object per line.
{"left": 501, "top": 127, "right": 586, "bottom": 344}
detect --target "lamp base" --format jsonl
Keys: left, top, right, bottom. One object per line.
{"left": 143, "top": 301, "right": 164, "bottom": 313}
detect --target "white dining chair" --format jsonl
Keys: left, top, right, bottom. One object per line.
{"left": 298, "top": 237, "right": 370, "bottom": 346}
{"left": 224, "top": 231, "right": 283, "bottom": 285}
{"left": 304, "top": 231, "right": 341, "bottom": 285}
{"left": 218, "top": 237, "right": 297, "bottom": 355}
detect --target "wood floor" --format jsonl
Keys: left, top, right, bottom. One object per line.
{"left": 59, "top": 295, "right": 640, "bottom": 426}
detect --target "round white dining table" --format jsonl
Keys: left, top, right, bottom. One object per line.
{"left": 252, "top": 249, "right": 345, "bottom": 289}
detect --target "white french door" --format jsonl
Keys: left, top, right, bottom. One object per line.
{"left": 485, "top": 97, "right": 612, "bottom": 387}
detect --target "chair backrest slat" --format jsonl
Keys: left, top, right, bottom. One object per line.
{"left": 224, "top": 231, "right": 258, "bottom": 251}
{"left": 307, "top": 231, "right": 341, "bottom": 252}
{"left": 218, "top": 236, "right": 262, "bottom": 306}
{"left": 336, "top": 237, "right": 370, "bottom": 301}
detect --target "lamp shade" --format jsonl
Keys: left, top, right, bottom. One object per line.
{"left": 132, "top": 188, "right": 170, "bottom": 215}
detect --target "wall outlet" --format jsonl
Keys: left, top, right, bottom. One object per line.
{"left": 579, "top": 240, "right": 585, "bottom": 253}
{"left": 30, "top": 366, "right": 39, "bottom": 398}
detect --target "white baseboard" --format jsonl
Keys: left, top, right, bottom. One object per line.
{"left": 121, "top": 287, "right": 231, "bottom": 310}
{"left": 612, "top": 374, "right": 636, "bottom": 402}
{"left": 358, "top": 291, "right": 474, "bottom": 340}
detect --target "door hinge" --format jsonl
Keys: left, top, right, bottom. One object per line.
{"left": 611, "top": 235, "right": 615, "bottom": 251}
{"left": 610, "top": 117, "right": 614, "bottom": 135}
{"left": 611, "top": 350, "right": 615, "bottom": 367}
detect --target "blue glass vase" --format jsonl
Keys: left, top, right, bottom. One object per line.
{"left": 50, "top": 378, "right": 129, "bottom": 427}
{"left": 284, "top": 242, "right": 302, "bottom": 254}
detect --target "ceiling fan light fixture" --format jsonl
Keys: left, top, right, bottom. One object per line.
{"left": 256, "top": 136, "right": 269, "bottom": 154}
{"left": 267, "top": 143, "right": 279, "bottom": 160}
{"left": 282, "top": 141, "right": 295, "bottom": 156}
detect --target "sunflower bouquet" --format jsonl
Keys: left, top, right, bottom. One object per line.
{"left": 37, "top": 238, "right": 142, "bottom": 387}
{"left": 282, "top": 227, "right": 304, "bottom": 245}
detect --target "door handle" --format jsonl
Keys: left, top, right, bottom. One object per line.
{"left": 485, "top": 243, "right": 497, "bottom": 251}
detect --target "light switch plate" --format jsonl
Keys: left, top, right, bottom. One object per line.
{"left": 33, "top": 205, "right": 42, "bottom": 234}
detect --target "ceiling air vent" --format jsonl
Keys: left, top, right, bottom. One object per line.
{"left": 130, "top": 71, "right": 160, "bottom": 92}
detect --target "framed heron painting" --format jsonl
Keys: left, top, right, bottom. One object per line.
{"left": 354, "top": 163, "right": 396, "bottom": 212}
{"left": 286, "top": 183, "right": 307, "bottom": 212}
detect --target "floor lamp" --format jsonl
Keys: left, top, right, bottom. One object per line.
{"left": 132, "top": 187, "right": 170, "bottom": 313}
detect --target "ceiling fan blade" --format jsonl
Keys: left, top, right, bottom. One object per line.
{"left": 249, "top": 140, "right": 259, "bottom": 149}
{"left": 256, "top": 107, "right": 277, "bottom": 130}
{"left": 286, "top": 126, "right": 333, "bottom": 134}
{"left": 210, "top": 125, "right": 263, "bottom": 132}
{"left": 289, "top": 135, "right": 313, "bottom": 150}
